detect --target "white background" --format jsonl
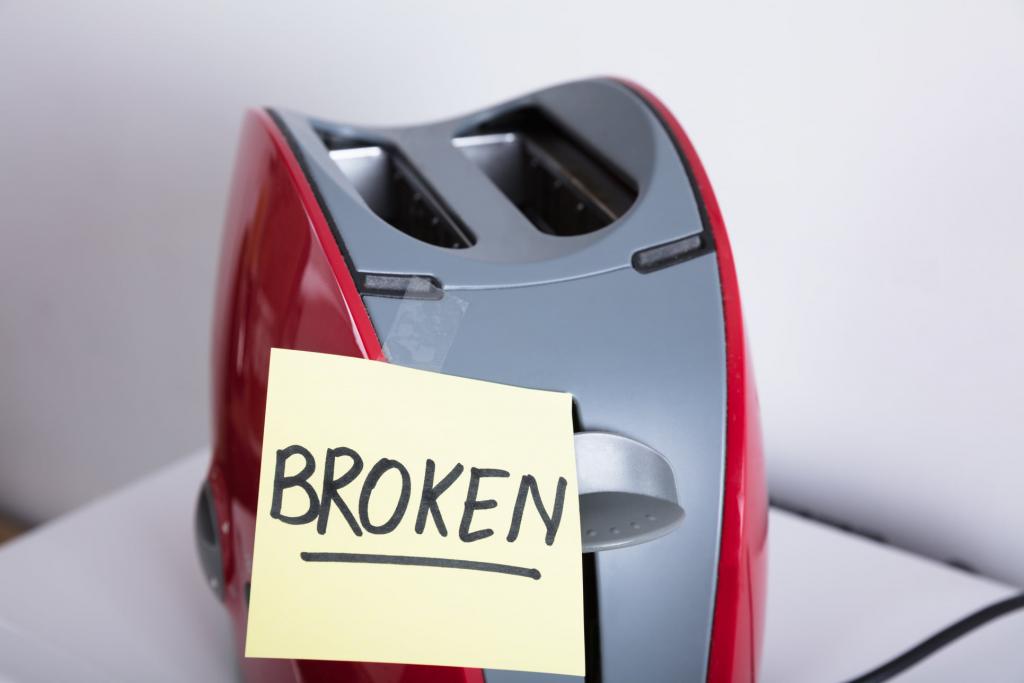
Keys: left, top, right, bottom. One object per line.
{"left": 0, "top": 1, "right": 1022, "bottom": 585}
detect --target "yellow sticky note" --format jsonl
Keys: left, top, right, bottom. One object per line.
{"left": 245, "top": 348, "right": 584, "bottom": 676}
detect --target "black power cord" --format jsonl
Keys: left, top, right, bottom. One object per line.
{"left": 843, "top": 592, "right": 1024, "bottom": 682}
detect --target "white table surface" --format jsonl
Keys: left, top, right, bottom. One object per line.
{"left": 0, "top": 453, "right": 1020, "bottom": 682}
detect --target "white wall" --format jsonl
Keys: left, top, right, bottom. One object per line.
{"left": 0, "top": 1, "right": 1021, "bottom": 584}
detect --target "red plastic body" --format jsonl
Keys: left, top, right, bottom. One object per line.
{"left": 623, "top": 81, "right": 768, "bottom": 682}
{"left": 207, "top": 84, "right": 765, "bottom": 682}
{"left": 208, "top": 109, "right": 483, "bottom": 683}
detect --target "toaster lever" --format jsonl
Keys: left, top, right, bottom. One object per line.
{"left": 574, "top": 432, "right": 685, "bottom": 552}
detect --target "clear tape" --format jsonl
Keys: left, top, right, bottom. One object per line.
{"left": 376, "top": 277, "right": 469, "bottom": 373}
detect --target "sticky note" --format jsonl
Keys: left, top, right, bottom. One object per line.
{"left": 245, "top": 348, "right": 585, "bottom": 676}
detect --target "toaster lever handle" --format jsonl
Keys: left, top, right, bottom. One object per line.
{"left": 574, "top": 432, "right": 685, "bottom": 552}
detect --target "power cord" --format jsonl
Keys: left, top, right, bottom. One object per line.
{"left": 843, "top": 592, "right": 1024, "bottom": 682}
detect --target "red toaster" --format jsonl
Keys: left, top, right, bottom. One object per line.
{"left": 195, "top": 78, "right": 766, "bottom": 682}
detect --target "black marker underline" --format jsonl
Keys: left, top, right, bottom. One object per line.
{"left": 300, "top": 551, "right": 541, "bottom": 580}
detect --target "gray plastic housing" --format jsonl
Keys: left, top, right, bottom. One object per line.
{"left": 269, "top": 78, "right": 727, "bottom": 683}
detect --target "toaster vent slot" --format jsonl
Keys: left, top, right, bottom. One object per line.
{"left": 455, "top": 109, "right": 637, "bottom": 237}
{"left": 325, "top": 140, "right": 475, "bottom": 249}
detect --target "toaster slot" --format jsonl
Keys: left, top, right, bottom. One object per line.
{"left": 326, "top": 142, "right": 475, "bottom": 249}
{"left": 454, "top": 109, "right": 636, "bottom": 237}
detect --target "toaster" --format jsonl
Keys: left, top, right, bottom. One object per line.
{"left": 195, "top": 78, "right": 766, "bottom": 682}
